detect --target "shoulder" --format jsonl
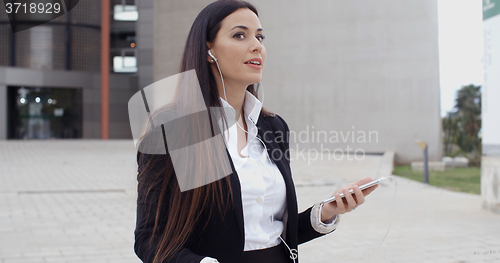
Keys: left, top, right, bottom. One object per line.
{"left": 259, "top": 111, "right": 289, "bottom": 133}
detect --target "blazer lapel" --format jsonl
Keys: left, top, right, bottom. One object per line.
{"left": 256, "top": 117, "right": 292, "bottom": 179}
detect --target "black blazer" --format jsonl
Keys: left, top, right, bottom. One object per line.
{"left": 134, "top": 112, "right": 330, "bottom": 263}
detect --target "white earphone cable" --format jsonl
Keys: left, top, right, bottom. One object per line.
{"left": 369, "top": 175, "right": 397, "bottom": 263}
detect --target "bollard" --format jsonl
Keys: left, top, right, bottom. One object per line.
{"left": 417, "top": 141, "right": 429, "bottom": 184}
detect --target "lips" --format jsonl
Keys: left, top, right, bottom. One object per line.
{"left": 244, "top": 57, "right": 262, "bottom": 66}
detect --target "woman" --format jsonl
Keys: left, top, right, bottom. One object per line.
{"left": 134, "top": 1, "right": 379, "bottom": 263}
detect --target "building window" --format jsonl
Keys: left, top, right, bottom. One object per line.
{"left": 113, "top": 4, "right": 138, "bottom": 21}
{"left": 7, "top": 86, "right": 83, "bottom": 139}
{"left": 113, "top": 56, "right": 137, "bottom": 73}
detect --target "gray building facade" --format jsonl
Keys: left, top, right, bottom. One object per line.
{"left": 150, "top": 0, "right": 442, "bottom": 164}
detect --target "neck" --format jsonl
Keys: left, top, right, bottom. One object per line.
{"left": 221, "top": 85, "right": 246, "bottom": 118}
{"left": 213, "top": 72, "right": 248, "bottom": 121}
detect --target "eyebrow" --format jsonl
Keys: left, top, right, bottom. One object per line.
{"left": 230, "top": 25, "right": 263, "bottom": 32}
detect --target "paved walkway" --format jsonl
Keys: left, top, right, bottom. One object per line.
{"left": 0, "top": 140, "right": 498, "bottom": 263}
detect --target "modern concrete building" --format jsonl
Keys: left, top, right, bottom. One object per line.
{"left": 151, "top": 0, "right": 442, "bottom": 164}
{"left": 0, "top": 0, "right": 138, "bottom": 140}
{"left": 0, "top": 0, "right": 443, "bottom": 164}
{"left": 481, "top": 0, "right": 500, "bottom": 213}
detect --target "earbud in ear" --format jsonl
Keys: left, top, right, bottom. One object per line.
{"left": 208, "top": 50, "right": 217, "bottom": 62}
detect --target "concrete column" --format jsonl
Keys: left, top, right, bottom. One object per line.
{"left": 482, "top": 156, "right": 500, "bottom": 213}
{"left": 482, "top": 0, "right": 500, "bottom": 213}
{"left": 0, "top": 83, "right": 6, "bottom": 140}
{"left": 136, "top": 0, "right": 154, "bottom": 89}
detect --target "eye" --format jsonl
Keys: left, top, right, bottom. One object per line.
{"left": 257, "top": 34, "right": 265, "bottom": 42}
{"left": 233, "top": 32, "right": 245, "bottom": 40}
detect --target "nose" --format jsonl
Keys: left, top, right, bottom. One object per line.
{"left": 251, "top": 38, "right": 263, "bottom": 53}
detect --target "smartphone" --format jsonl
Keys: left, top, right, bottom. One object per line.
{"left": 320, "top": 176, "right": 387, "bottom": 204}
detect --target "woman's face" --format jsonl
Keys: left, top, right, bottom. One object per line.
{"left": 208, "top": 8, "right": 266, "bottom": 87}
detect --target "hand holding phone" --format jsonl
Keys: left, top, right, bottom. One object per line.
{"left": 320, "top": 176, "right": 387, "bottom": 205}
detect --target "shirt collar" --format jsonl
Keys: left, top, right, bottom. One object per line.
{"left": 219, "top": 90, "right": 262, "bottom": 125}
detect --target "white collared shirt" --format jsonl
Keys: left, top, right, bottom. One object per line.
{"left": 200, "top": 90, "right": 339, "bottom": 262}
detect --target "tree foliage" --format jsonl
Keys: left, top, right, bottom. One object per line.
{"left": 443, "top": 84, "right": 481, "bottom": 156}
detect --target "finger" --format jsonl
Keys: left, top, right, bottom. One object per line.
{"left": 337, "top": 177, "right": 373, "bottom": 195}
{"left": 343, "top": 188, "right": 357, "bottom": 210}
{"left": 353, "top": 185, "right": 365, "bottom": 205}
{"left": 355, "top": 176, "right": 373, "bottom": 187}
{"left": 334, "top": 193, "right": 347, "bottom": 214}
{"left": 341, "top": 177, "right": 372, "bottom": 193}
{"left": 361, "top": 184, "right": 379, "bottom": 196}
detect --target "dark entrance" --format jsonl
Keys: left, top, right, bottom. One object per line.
{"left": 7, "top": 86, "right": 83, "bottom": 139}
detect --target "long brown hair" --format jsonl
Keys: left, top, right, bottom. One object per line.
{"left": 137, "top": 1, "right": 273, "bottom": 262}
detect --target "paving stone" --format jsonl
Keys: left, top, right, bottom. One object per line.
{"left": 0, "top": 140, "right": 499, "bottom": 262}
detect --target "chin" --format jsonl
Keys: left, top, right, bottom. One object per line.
{"left": 246, "top": 75, "right": 262, "bottom": 85}
{"left": 243, "top": 80, "right": 261, "bottom": 87}
{"left": 234, "top": 72, "right": 262, "bottom": 87}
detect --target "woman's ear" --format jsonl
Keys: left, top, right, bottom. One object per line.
{"left": 206, "top": 42, "right": 213, "bottom": 63}
{"left": 207, "top": 53, "right": 214, "bottom": 63}
{"left": 206, "top": 42, "right": 215, "bottom": 63}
